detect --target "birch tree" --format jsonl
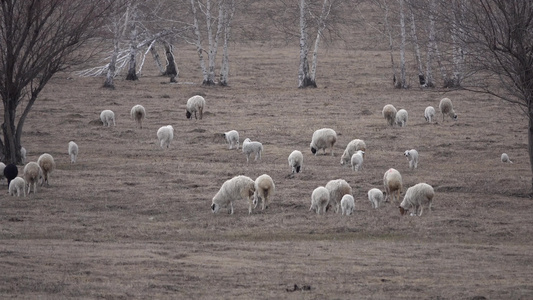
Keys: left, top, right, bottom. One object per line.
{"left": 125, "top": 2, "right": 140, "bottom": 81}
{"left": 0, "top": 0, "right": 111, "bottom": 163}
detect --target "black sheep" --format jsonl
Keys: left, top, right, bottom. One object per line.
{"left": 4, "top": 163, "right": 18, "bottom": 187}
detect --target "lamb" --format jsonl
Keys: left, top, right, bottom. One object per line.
{"left": 501, "top": 153, "right": 513, "bottom": 163}
{"left": 253, "top": 174, "right": 275, "bottom": 213}
{"left": 20, "top": 147, "right": 27, "bottom": 164}
{"left": 224, "top": 130, "right": 239, "bottom": 150}
{"left": 404, "top": 149, "right": 419, "bottom": 170}
{"left": 157, "top": 125, "right": 174, "bottom": 149}
{"left": 351, "top": 150, "right": 365, "bottom": 171}
{"left": 439, "top": 98, "right": 458, "bottom": 122}
{"left": 9, "top": 176, "right": 26, "bottom": 197}
{"left": 383, "top": 168, "right": 402, "bottom": 204}
{"left": 395, "top": 109, "right": 408, "bottom": 127}
{"left": 100, "top": 109, "right": 116, "bottom": 127}
{"left": 242, "top": 138, "right": 263, "bottom": 163}
{"left": 24, "top": 161, "right": 42, "bottom": 194}
{"left": 340, "top": 139, "right": 366, "bottom": 166}
{"left": 211, "top": 175, "right": 255, "bottom": 215}
{"left": 68, "top": 141, "right": 79, "bottom": 163}
{"left": 424, "top": 106, "right": 436, "bottom": 123}
{"left": 4, "top": 163, "right": 18, "bottom": 187}
{"left": 38, "top": 153, "right": 55, "bottom": 186}
{"left": 340, "top": 194, "right": 355, "bottom": 216}
{"left": 325, "top": 179, "right": 353, "bottom": 214}
{"left": 310, "top": 128, "right": 337, "bottom": 156}
{"left": 382, "top": 104, "right": 397, "bottom": 126}
{"left": 186, "top": 95, "right": 206, "bottom": 120}
{"left": 130, "top": 104, "right": 146, "bottom": 129}
{"left": 309, "top": 186, "right": 330, "bottom": 215}
{"left": 399, "top": 183, "right": 435, "bottom": 216}
{"left": 367, "top": 188, "right": 385, "bottom": 209}
{"left": 288, "top": 150, "right": 303, "bottom": 173}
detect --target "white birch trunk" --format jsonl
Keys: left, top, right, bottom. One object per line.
{"left": 150, "top": 43, "right": 165, "bottom": 75}
{"left": 309, "top": 0, "right": 331, "bottom": 86}
{"left": 424, "top": 0, "right": 436, "bottom": 88}
{"left": 298, "top": 0, "right": 311, "bottom": 88}
{"left": 126, "top": 2, "right": 139, "bottom": 80}
{"left": 191, "top": 0, "right": 208, "bottom": 84}
{"left": 408, "top": 1, "right": 424, "bottom": 86}
{"left": 450, "top": 0, "right": 465, "bottom": 88}
{"left": 398, "top": 0, "right": 408, "bottom": 89}
{"left": 219, "top": 0, "right": 235, "bottom": 86}
{"left": 104, "top": 8, "right": 121, "bottom": 88}
{"left": 382, "top": 1, "right": 399, "bottom": 88}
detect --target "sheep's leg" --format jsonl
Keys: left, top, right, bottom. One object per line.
{"left": 229, "top": 202, "right": 234, "bottom": 214}
{"left": 199, "top": 108, "right": 203, "bottom": 120}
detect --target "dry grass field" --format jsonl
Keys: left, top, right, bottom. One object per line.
{"left": 1, "top": 5, "right": 533, "bottom": 299}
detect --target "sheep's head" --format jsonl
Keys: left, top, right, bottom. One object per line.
{"left": 399, "top": 206, "right": 408, "bottom": 215}
{"left": 404, "top": 150, "right": 410, "bottom": 158}
{"left": 211, "top": 203, "right": 220, "bottom": 214}
{"left": 186, "top": 110, "right": 192, "bottom": 119}
{"left": 452, "top": 113, "right": 458, "bottom": 121}
{"left": 311, "top": 146, "right": 317, "bottom": 154}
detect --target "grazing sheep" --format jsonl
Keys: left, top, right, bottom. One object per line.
{"left": 24, "top": 161, "right": 42, "bottom": 195}
{"left": 130, "top": 104, "right": 146, "bottom": 129}
{"left": 501, "top": 153, "right": 513, "bottom": 163}
{"left": 224, "top": 130, "right": 240, "bottom": 150}
{"left": 383, "top": 168, "right": 402, "bottom": 204}
{"left": 399, "top": 183, "right": 435, "bottom": 216}
{"left": 253, "top": 174, "right": 275, "bottom": 213}
{"left": 100, "top": 109, "right": 116, "bottom": 127}
{"left": 186, "top": 95, "right": 206, "bottom": 120}
{"left": 325, "top": 179, "right": 353, "bottom": 214}
{"left": 20, "top": 147, "right": 27, "bottom": 164}
{"left": 310, "top": 128, "right": 337, "bottom": 156}
{"left": 424, "top": 106, "right": 436, "bottom": 123}
{"left": 367, "top": 188, "right": 385, "bottom": 209}
{"left": 157, "top": 125, "right": 174, "bottom": 149}
{"left": 439, "top": 98, "right": 458, "bottom": 122}
{"left": 395, "top": 109, "right": 408, "bottom": 127}
{"left": 0, "top": 162, "right": 5, "bottom": 183}
{"left": 38, "top": 153, "right": 55, "bottom": 186}
{"left": 4, "top": 163, "right": 18, "bottom": 187}
{"left": 382, "top": 104, "right": 397, "bottom": 126}
{"left": 9, "top": 176, "right": 26, "bottom": 197}
{"left": 68, "top": 141, "right": 79, "bottom": 163}
{"left": 340, "top": 194, "right": 355, "bottom": 216}
{"left": 340, "top": 139, "right": 366, "bottom": 166}
{"left": 242, "top": 138, "right": 263, "bottom": 163}
{"left": 288, "top": 150, "right": 304, "bottom": 173}
{"left": 351, "top": 150, "right": 365, "bottom": 171}
{"left": 404, "top": 149, "right": 419, "bottom": 170}
{"left": 310, "top": 186, "right": 330, "bottom": 215}
{"left": 211, "top": 175, "right": 255, "bottom": 215}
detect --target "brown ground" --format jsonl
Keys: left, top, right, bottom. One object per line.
{"left": 2, "top": 13, "right": 533, "bottom": 300}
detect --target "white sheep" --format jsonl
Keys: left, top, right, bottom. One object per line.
{"left": 0, "top": 162, "right": 5, "bottom": 183}
{"left": 424, "top": 106, "right": 436, "bottom": 123}
{"left": 24, "top": 161, "right": 42, "bottom": 194}
{"left": 100, "top": 109, "right": 115, "bottom": 127}
{"left": 383, "top": 168, "right": 402, "bottom": 204}
{"left": 224, "top": 130, "right": 239, "bottom": 150}
{"left": 130, "top": 104, "right": 146, "bottom": 129}
{"left": 310, "top": 186, "right": 330, "bottom": 215}
{"left": 37, "top": 153, "right": 55, "bottom": 186}
{"left": 340, "top": 194, "right": 355, "bottom": 216}
{"left": 404, "top": 149, "right": 419, "bottom": 170}
{"left": 68, "top": 141, "right": 78, "bottom": 163}
{"left": 9, "top": 176, "right": 26, "bottom": 197}
{"left": 340, "top": 139, "right": 366, "bottom": 166}
{"left": 211, "top": 175, "right": 255, "bottom": 215}
{"left": 288, "top": 150, "right": 304, "bottom": 174}
{"left": 325, "top": 179, "right": 353, "bottom": 214}
{"left": 367, "top": 188, "right": 385, "bottom": 209}
{"left": 242, "top": 138, "right": 263, "bottom": 163}
{"left": 157, "top": 125, "right": 174, "bottom": 149}
{"left": 439, "top": 98, "right": 458, "bottom": 122}
{"left": 399, "top": 183, "right": 435, "bottom": 216}
{"left": 501, "top": 153, "right": 513, "bottom": 163}
{"left": 395, "top": 109, "right": 408, "bottom": 127}
{"left": 351, "top": 150, "right": 365, "bottom": 172}
{"left": 382, "top": 104, "right": 397, "bottom": 126}
{"left": 253, "top": 174, "right": 275, "bottom": 213}
{"left": 186, "top": 95, "right": 206, "bottom": 120}
{"left": 310, "top": 128, "right": 337, "bottom": 156}
{"left": 20, "top": 147, "right": 27, "bottom": 164}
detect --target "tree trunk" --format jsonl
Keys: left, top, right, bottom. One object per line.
{"left": 398, "top": 0, "right": 408, "bottom": 89}
{"left": 104, "top": 11, "right": 120, "bottom": 89}
{"left": 2, "top": 98, "right": 18, "bottom": 164}
{"left": 529, "top": 110, "right": 533, "bottom": 196}
{"left": 150, "top": 44, "right": 165, "bottom": 75}
{"left": 163, "top": 42, "right": 178, "bottom": 83}
{"left": 450, "top": 0, "right": 465, "bottom": 88}
{"left": 126, "top": 3, "right": 138, "bottom": 81}
{"left": 191, "top": 0, "right": 209, "bottom": 85}
{"left": 298, "top": 0, "right": 313, "bottom": 88}
{"left": 219, "top": 0, "right": 235, "bottom": 87}
{"left": 424, "top": 0, "right": 436, "bottom": 88}
{"left": 309, "top": 0, "right": 331, "bottom": 87}
{"left": 408, "top": 1, "right": 424, "bottom": 87}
